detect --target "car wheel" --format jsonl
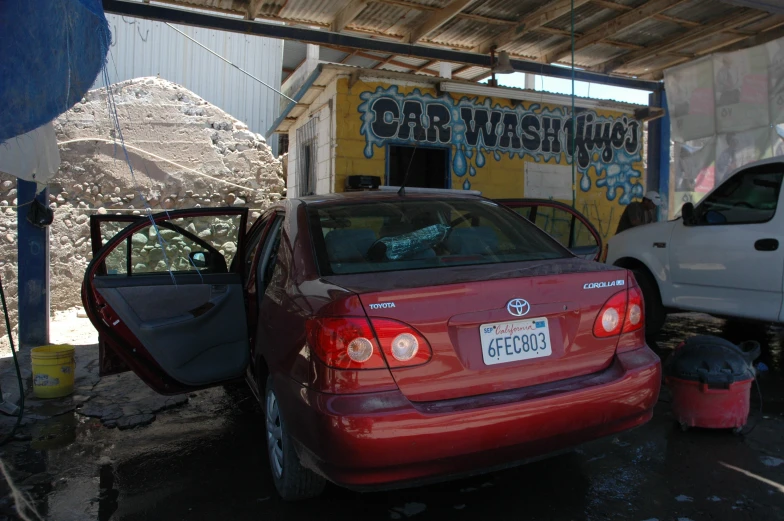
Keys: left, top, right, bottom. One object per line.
{"left": 632, "top": 268, "right": 666, "bottom": 335}
{"left": 265, "top": 377, "right": 326, "bottom": 501}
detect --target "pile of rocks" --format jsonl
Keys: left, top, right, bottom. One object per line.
{"left": 0, "top": 77, "right": 285, "bottom": 334}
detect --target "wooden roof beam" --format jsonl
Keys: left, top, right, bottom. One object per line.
{"left": 593, "top": 9, "right": 768, "bottom": 74}
{"left": 544, "top": 0, "right": 688, "bottom": 64}
{"left": 332, "top": 0, "right": 370, "bottom": 33}
{"left": 415, "top": 59, "right": 438, "bottom": 72}
{"left": 474, "top": 0, "right": 592, "bottom": 55}
{"left": 405, "top": 0, "right": 478, "bottom": 43}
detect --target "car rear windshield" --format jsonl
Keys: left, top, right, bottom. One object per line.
{"left": 307, "top": 198, "right": 570, "bottom": 275}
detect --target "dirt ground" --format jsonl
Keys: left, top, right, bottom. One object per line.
{"left": 0, "top": 314, "right": 782, "bottom": 521}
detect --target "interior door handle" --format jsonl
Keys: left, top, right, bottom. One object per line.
{"left": 755, "top": 238, "right": 779, "bottom": 251}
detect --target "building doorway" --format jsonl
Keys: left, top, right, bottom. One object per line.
{"left": 387, "top": 145, "right": 449, "bottom": 189}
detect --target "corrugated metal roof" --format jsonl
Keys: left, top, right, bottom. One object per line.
{"left": 544, "top": 2, "right": 613, "bottom": 33}
{"left": 663, "top": 0, "right": 738, "bottom": 21}
{"left": 467, "top": 0, "right": 545, "bottom": 22}
{"left": 612, "top": 18, "right": 686, "bottom": 47}
{"left": 124, "top": 0, "right": 784, "bottom": 84}
{"left": 426, "top": 18, "right": 497, "bottom": 49}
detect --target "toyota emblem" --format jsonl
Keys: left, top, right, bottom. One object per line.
{"left": 507, "top": 299, "right": 530, "bottom": 317}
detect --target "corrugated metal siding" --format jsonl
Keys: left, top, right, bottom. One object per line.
{"left": 100, "top": 14, "right": 283, "bottom": 154}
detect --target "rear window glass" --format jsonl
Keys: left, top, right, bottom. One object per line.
{"left": 308, "top": 199, "right": 569, "bottom": 275}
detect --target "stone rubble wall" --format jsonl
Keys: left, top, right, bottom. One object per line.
{"left": 0, "top": 77, "right": 285, "bottom": 339}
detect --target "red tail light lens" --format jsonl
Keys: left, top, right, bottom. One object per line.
{"left": 593, "top": 285, "right": 645, "bottom": 338}
{"left": 622, "top": 285, "right": 644, "bottom": 333}
{"left": 306, "top": 317, "right": 387, "bottom": 369}
{"left": 593, "top": 290, "right": 628, "bottom": 337}
{"left": 370, "top": 318, "right": 432, "bottom": 368}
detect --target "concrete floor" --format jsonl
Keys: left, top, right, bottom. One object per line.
{"left": 1, "top": 314, "right": 783, "bottom": 521}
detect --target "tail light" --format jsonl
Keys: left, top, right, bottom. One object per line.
{"left": 306, "top": 317, "right": 432, "bottom": 369}
{"left": 306, "top": 317, "right": 387, "bottom": 369}
{"left": 593, "top": 285, "right": 645, "bottom": 338}
{"left": 370, "top": 318, "right": 432, "bottom": 368}
{"left": 623, "top": 286, "right": 644, "bottom": 333}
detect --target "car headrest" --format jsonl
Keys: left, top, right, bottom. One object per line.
{"left": 447, "top": 227, "right": 499, "bottom": 255}
{"left": 324, "top": 229, "right": 377, "bottom": 263}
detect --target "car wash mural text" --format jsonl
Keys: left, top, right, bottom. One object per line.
{"left": 334, "top": 78, "right": 645, "bottom": 241}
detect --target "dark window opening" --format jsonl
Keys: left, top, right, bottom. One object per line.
{"left": 279, "top": 134, "right": 289, "bottom": 155}
{"left": 388, "top": 145, "right": 448, "bottom": 189}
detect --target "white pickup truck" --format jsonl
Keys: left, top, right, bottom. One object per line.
{"left": 606, "top": 157, "right": 784, "bottom": 334}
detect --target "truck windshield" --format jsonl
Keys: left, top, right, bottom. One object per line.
{"left": 307, "top": 198, "right": 570, "bottom": 275}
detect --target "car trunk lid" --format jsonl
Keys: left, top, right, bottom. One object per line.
{"left": 327, "top": 259, "right": 629, "bottom": 402}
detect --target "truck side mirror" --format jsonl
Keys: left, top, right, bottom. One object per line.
{"left": 681, "top": 202, "right": 696, "bottom": 226}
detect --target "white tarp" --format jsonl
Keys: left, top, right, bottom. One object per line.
{"left": 0, "top": 122, "right": 60, "bottom": 191}
{"left": 665, "top": 35, "right": 784, "bottom": 216}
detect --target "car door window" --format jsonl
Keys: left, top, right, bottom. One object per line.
{"left": 500, "top": 201, "right": 602, "bottom": 261}
{"left": 532, "top": 206, "right": 572, "bottom": 247}
{"left": 243, "top": 214, "right": 275, "bottom": 281}
{"left": 697, "top": 164, "right": 784, "bottom": 225}
{"left": 103, "top": 214, "right": 243, "bottom": 275}
{"left": 511, "top": 207, "right": 532, "bottom": 220}
{"left": 258, "top": 216, "right": 284, "bottom": 297}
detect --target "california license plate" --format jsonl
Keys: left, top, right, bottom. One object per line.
{"left": 480, "top": 318, "right": 553, "bottom": 366}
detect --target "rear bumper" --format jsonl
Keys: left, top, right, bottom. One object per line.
{"left": 276, "top": 346, "right": 661, "bottom": 489}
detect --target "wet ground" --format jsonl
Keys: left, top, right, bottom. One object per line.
{"left": 1, "top": 314, "right": 783, "bottom": 521}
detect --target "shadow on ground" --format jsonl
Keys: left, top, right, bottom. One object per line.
{"left": 0, "top": 313, "right": 782, "bottom": 521}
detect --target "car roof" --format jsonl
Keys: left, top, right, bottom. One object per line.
{"left": 293, "top": 189, "right": 485, "bottom": 207}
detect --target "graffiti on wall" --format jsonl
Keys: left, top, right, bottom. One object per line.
{"left": 358, "top": 86, "right": 644, "bottom": 203}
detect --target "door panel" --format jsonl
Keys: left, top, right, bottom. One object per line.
{"left": 497, "top": 199, "right": 602, "bottom": 261}
{"left": 669, "top": 163, "right": 784, "bottom": 320}
{"left": 83, "top": 208, "right": 250, "bottom": 394}
{"left": 93, "top": 274, "right": 248, "bottom": 386}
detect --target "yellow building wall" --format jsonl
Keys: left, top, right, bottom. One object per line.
{"left": 333, "top": 77, "right": 646, "bottom": 243}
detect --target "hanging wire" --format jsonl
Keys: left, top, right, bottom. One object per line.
{"left": 164, "top": 22, "right": 296, "bottom": 104}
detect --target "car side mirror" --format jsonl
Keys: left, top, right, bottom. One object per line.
{"left": 189, "top": 251, "right": 209, "bottom": 268}
{"left": 704, "top": 210, "right": 726, "bottom": 225}
{"left": 681, "top": 202, "right": 696, "bottom": 226}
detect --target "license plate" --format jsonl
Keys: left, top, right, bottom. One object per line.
{"left": 480, "top": 318, "right": 553, "bottom": 366}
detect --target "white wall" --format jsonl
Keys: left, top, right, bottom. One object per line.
{"left": 101, "top": 14, "right": 284, "bottom": 154}
{"left": 287, "top": 80, "right": 338, "bottom": 196}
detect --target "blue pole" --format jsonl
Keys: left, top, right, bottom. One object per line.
{"left": 657, "top": 90, "right": 671, "bottom": 220}
{"left": 646, "top": 90, "right": 671, "bottom": 221}
{"left": 17, "top": 180, "right": 50, "bottom": 349}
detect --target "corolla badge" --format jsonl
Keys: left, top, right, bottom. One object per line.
{"left": 507, "top": 299, "right": 530, "bottom": 317}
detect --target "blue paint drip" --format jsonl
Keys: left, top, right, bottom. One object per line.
{"left": 469, "top": 166, "right": 476, "bottom": 177}
{"left": 463, "top": 179, "right": 471, "bottom": 190}
{"left": 494, "top": 151, "right": 501, "bottom": 161}
{"left": 476, "top": 150, "right": 485, "bottom": 167}
{"left": 465, "top": 149, "right": 473, "bottom": 159}
{"left": 453, "top": 147, "right": 467, "bottom": 177}
{"left": 580, "top": 172, "right": 591, "bottom": 191}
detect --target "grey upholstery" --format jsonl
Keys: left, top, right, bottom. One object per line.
{"left": 324, "top": 229, "right": 377, "bottom": 262}
{"left": 95, "top": 274, "right": 248, "bottom": 386}
{"left": 447, "top": 227, "right": 499, "bottom": 255}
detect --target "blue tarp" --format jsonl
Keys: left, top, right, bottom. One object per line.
{"left": 0, "top": 0, "right": 111, "bottom": 144}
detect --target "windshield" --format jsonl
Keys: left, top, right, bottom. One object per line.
{"left": 307, "top": 198, "right": 570, "bottom": 275}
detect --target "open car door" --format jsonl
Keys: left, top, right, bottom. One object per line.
{"left": 497, "top": 199, "right": 603, "bottom": 261}
{"left": 82, "top": 208, "right": 250, "bottom": 395}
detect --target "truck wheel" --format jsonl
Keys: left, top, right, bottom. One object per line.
{"left": 632, "top": 268, "right": 666, "bottom": 336}
{"left": 265, "top": 377, "right": 326, "bottom": 501}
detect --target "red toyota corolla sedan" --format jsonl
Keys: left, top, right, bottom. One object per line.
{"left": 82, "top": 190, "right": 661, "bottom": 500}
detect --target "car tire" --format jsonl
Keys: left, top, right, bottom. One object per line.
{"left": 632, "top": 268, "right": 666, "bottom": 336}
{"left": 264, "top": 377, "right": 326, "bottom": 501}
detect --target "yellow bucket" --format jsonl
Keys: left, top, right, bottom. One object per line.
{"left": 31, "top": 344, "right": 76, "bottom": 399}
